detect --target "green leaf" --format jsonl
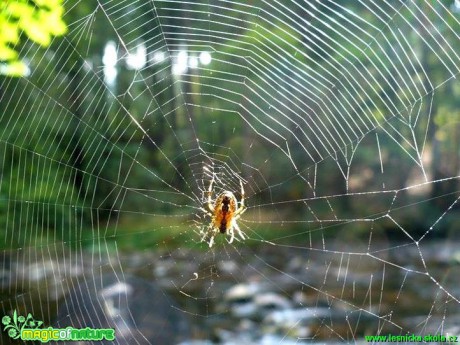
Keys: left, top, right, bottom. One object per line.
{"left": 39, "top": 9, "right": 67, "bottom": 36}
{"left": 0, "top": 0, "right": 67, "bottom": 77}
{"left": 0, "top": 44, "right": 18, "bottom": 60}
{"left": 5, "top": 3, "right": 33, "bottom": 20}
{"left": 35, "top": 0, "right": 65, "bottom": 7}
{"left": 0, "top": 22, "right": 19, "bottom": 44}
{"left": 22, "top": 20, "right": 51, "bottom": 46}
{"left": 0, "top": 61, "right": 28, "bottom": 77}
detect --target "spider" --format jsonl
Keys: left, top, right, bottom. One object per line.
{"left": 200, "top": 175, "right": 247, "bottom": 247}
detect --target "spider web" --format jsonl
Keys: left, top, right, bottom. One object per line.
{"left": 1, "top": 0, "right": 460, "bottom": 344}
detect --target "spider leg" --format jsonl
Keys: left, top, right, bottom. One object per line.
{"left": 239, "top": 179, "right": 245, "bottom": 208}
{"left": 208, "top": 233, "right": 215, "bottom": 248}
{"left": 227, "top": 226, "right": 235, "bottom": 244}
{"left": 199, "top": 207, "right": 213, "bottom": 218}
{"left": 233, "top": 180, "right": 247, "bottom": 218}
{"left": 206, "top": 174, "right": 215, "bottom": 213}
{"left": 201, "top": 226, "right": 217, "bottom": 248}
{"left": 200, "top": 228, "right": 208, "bottom": 242}
{"left": 233, "top": 206, "right": 247, "bottom": 219}
{"left": 233, "top": 222, "right": 245, "bottom": 240}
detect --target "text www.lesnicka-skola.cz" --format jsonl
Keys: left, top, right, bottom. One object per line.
{"left": 365, "top": 334, "right": 458, "bottom": 343}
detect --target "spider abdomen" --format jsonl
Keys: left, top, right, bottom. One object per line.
{"left": 213, "top": 192, "right": 237, "bottom": 233}
{"left": 219, "top": 221, "right": 227, "bottom": 233}
{"left": 214, "top": 210, "right": 232, "bottom": 233}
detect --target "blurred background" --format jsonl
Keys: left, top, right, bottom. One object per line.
{"left": 0, "top": 0, "right": 459, "bottom": 344}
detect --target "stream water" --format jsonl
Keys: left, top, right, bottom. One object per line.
{"left": 1, "top": 241, "right": 459, "bottom": 344}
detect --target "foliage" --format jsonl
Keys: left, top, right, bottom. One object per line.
{"left": 0, "top": 0, "right": 67, "bottom": 76}
{"left": 0, "top": 1, "right": 459, "bottom": 249}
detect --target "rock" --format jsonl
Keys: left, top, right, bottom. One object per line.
{"left": 224, "top": 282, "right": 292, "bottom": 321}
{"left": 54, "top": 273, "right": 190, "bottom": 345}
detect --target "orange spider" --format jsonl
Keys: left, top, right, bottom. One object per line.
{"left": 201, "top": 176, "right": 246, "bottom": 247}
